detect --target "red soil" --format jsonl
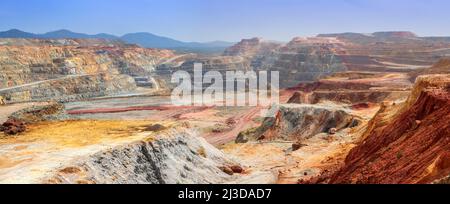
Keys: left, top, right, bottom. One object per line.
{"left": 205, "top": 106, "right": 263, "bottom": 146}
{"left": 205, "top": 89, "right": 296, "bottom": 146}
{"left": 328, "top": 89, "right": 450, "bottom": 184}
{"left": 351, "top": 102, "right": 377, "bottom": 110}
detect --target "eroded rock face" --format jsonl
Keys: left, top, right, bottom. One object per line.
{"left": 179, "top": 56, "right": 250, "bottom": 72}
{"left": 409, "top": 58, "right": 450, "bottom": 81}
{"left": 288, "top": 72, "right": 412, "bottom": 105}
{"left": 47, "top": 128, "right": 239, "bottom": 184}
{"left": 289, "top": 90, "right": 409, "bottom": 105}
{"left": 255, "top": 37, "right": 348, "bottom": 88}
{"left": 223, "top": 37, "right": 352, "bottom": 88}
{"left": 258, "top": 104, "right": 359, "bottom": 141}
{"left": 224, "top": 32, "right": 450, "bottom": 88}
{"left": 317, "top": 32, "right": 450, "bottom": 71}
{"left": 0, "top": 74, "right": 137, "bottom": 103}
{"left": 224, "top": 38, "right": 281, "bottom": 57}
{"left": 406, "top": 74, "right": 450, "bottom": 108}
{"left": 0, "top": 39, "right": 175, "bottom": 103}
{"left": 327, "top": 75, "right": 450, "bottom": 184}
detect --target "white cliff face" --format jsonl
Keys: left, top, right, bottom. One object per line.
{"left": 46, "top": 128, "right": 241, "bottom": 184}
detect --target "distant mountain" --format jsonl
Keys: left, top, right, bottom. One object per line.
{"left": 0, "top": 29, "right": 234, "bottom": 52}
{"left": 121, "top": 32, "right": 185, "bottom": 48}
{"left": 0, "top": 29, "right": 119, "bottom": 39}
{"left": 0, "top": 29, "right": 38, "bottom": 38}
{"left": 41, "top": 29, "right": 119, "bottom": 39}
{"left": 121, "top": 32, "right": 234, "bottom": 49}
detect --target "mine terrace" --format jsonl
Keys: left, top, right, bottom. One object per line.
{"left": 0, "top": 31, "right": 450, "bottom": 184}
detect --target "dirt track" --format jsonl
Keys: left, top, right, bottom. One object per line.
{"left": 205, "top": 106, "right": 263, "bottom": 146}
{"left": 67, "top": 105, "right": 214, "bottom": 115}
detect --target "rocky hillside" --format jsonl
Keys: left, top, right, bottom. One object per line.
{"left": 409, "top": 58, "right": 450, "bottom": 81}
{"left": 47, "top": 127, "right": 240, "bottom": 184}
{"left": 318, "top": 32, "right": 450, "bottom": 72}
{"left": 257, "top": 104, "right": 359, "bottom": 141}
{"left": 325, "top": 75, "right": 450, "bottom": 184}
{"left": 223, "top": 32, "right": 450, "bottom": 88}
{"left": 287, "top": 72, "right": 412, "bottom": 105}
{"left": 0, "top": 119, "right": 250, "bottom": 184}
{"left": 223, "top": 37, "right": 281, "bottom": 57}
{"left": 225, "top": 37, "right": 348, "bottom": 87}
{"left": 0, "top": 29, "right": 235, "bottom": 52}
{"left": 259, "top": 37, "right": 348, "bottom": 87}
{"left": 0, "top": 39, "right": 175, "bottom": 103}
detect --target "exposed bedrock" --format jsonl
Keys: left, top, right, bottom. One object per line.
{"left": 254, "top": 104, "right": 360, "bottom": 141}
{"left": 223, "top": 37, "right": 281, "bottom": 57}
{"left": 47, "top": 128, "right": 241, "bottom": 184}
{"left": 0, "top": 74, "right": 137, "bottom": 103}
{"left": 287, "top": 72, "right": 412, "bottom": 104}
{"left": 223, "top": 37, "right": 349, "bottom": 88}
{"left": 224, "top": 33, "right": 450, "bottom": 88}
{"left": 327, "top": 75, "right": 450, "bottom": 184}
{"left": 406, "top": 74, "right": 450, "bottom": 108}
{"left": 157, "top": 55, "right": 253, "bottom": 90}
{"left": 318, "top": 32, "right": 450, "bottom": 72}
{"left": 288, "top": 90, "right": 409, "bottom": 104}
{"left": 0, "top": 39, "right": 174, "bottom": 102}
{"left": 409, "top": 58, "right": 450, "bottom": 81}
{"left": 255, "top": 38, "right": 348, "bottom": 88}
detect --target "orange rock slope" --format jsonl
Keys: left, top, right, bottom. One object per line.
{"left": 328, "top": 75, "right": 450, "bottom": 184}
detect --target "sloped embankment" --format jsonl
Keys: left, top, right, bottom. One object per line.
{"left": 409, "top": 58, "right": 450, "bottom": 81}
{"left": 46, "top": 128, "right": 239, "bottom": 184}
{"left": 0, "top": 74, "right": 137, "bottom": 103}
{"left": 287, "top": 72, "right": 412, "bottom": 105}
{"left": 0, "top": 39, "right": 175, "bottom": 103}
{"left": 0, "top": 120, "right": 242, "bottom": 184}
{"left": 252, "top": 104, "right": 360, "bottom": 141}
{"left": 328, "top": 75, "right": 450, "bottom": 184}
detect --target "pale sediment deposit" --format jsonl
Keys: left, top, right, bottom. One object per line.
{"left": 0, "top": 120, "right": 248, "bottom": 184}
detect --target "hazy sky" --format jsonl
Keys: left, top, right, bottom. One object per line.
{"left": 1, "top": 0, "right": 449, "bottom": 42}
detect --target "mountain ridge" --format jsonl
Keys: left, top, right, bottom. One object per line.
{"left": 0, "top": 29, "right": 235, "bottom": 51}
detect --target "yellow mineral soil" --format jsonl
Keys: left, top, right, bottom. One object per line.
{"left": 0, "top": 120, "right": 174, "bottom": 184}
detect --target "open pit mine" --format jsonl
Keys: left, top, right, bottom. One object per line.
{"left": 0, "top": 32, "right": 450, "bottom": 184}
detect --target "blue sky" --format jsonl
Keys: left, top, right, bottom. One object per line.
{"left": 1, "top": 0, "right": 449, "bottom": 42}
